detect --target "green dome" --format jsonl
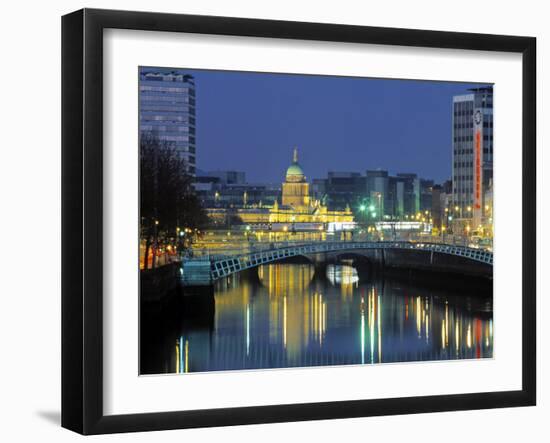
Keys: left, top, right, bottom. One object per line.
{"left": 285, "top": 147, "right": 306, "bottom": 182}
{"left": 286, "top": 163, "right": 304, "bottom": 178}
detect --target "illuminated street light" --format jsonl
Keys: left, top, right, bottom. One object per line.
{"left": 359, "top": 204, "right": 366, "bottom": 212}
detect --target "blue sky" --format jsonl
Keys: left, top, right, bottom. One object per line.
{"left": 184, "top": 68, "right": 489, "bottom": 183}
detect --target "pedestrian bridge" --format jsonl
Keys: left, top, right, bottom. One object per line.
{"left": 181, "top": 241, "right": 493, "bottom": 286}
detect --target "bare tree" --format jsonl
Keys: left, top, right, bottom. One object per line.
{"left": 140, "top": 132, "right": 209, "bottom": 269}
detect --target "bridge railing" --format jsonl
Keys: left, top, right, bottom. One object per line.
{"left": 195, "top": 240, "right": 493, "bottom": 282}
{"left": 200, "top": 241, "right": 492, "bottom": 262}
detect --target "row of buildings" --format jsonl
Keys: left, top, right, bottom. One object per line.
{"left": 138, "top": 66, "right": 493, "bottom": 237}
{"left": 194, "top": 164, "right": 440, "bottom": 220}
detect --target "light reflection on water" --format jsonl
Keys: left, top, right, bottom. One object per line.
{"left": 141, "top": 262, "right": 493, "bottom": 374}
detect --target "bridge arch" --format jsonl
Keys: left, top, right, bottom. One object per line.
{"left": 181, "top": 241, "right": 493, "bottom": 287}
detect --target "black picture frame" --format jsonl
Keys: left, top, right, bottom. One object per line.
{"left": 62, "top": 8, "right": 536, "bottom": 435}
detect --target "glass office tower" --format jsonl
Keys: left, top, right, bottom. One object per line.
{"left": 139, "top": 67, "right": 197, "bottom": 175}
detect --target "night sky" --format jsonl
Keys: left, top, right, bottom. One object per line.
{"left": 184, "top": 68, "right": 489, "bottom": 184}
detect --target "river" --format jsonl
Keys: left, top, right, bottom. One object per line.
{"left": 140, "top": 261, "right": 493, "bottom": 374}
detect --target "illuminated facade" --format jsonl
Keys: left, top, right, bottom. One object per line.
{"left": 207, "top": 148, "right": 355, "bottom": 230}
{"left": 281, "top": 148, "right": 310, "bottom": 208}
{"left": 452, "top": 86, "right": 493, "bottom": 226}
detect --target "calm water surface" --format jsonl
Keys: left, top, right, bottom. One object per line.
{"left": 140, "top": 262, "right": 493, "bottom": 374}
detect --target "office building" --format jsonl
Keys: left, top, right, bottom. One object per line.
{"left": 395, "top": 173, "right": 420, "bottom": 216}
{"left": 366, "top": 170, "right": 389, "bottom": 216}
{"left": 315, "top": 172, "right": 365, "bottom": 211}
{"left": 139, "top": 67, "right": 197, "bottom": 175}
{"left": 420, "top": 179, "right": 435, "bottom": 212}
{"left": 452, "top": 86, "right": 493, "bottom": 227}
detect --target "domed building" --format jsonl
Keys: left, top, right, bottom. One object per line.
{"left": 282, "top": 148, "right": 310, "bottom": 209}
{"left": 207, "top": 148, "right": 355, "bottom": 233}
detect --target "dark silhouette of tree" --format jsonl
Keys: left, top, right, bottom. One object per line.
{"left": 140, "top": 132, "right": 209, "bottom": 269}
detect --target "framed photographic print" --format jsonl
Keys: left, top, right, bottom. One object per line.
{"left": 61, "top": 8, "right": 536, "bottom": 435}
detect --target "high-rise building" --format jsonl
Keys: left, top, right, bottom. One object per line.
{"left": 452, "top": 86, "right": 493, "bottom": 227}
{"left": 139, "top": 67, "right": 197, "bottom": 175}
